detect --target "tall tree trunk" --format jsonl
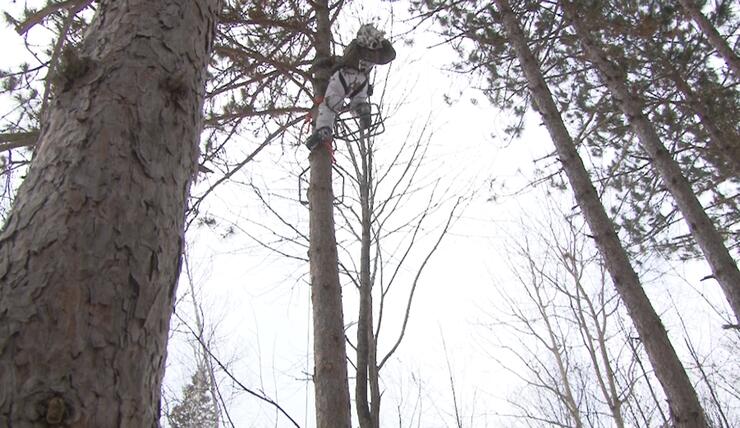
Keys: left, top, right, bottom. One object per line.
{"left": 562, "top": 0, "right": 740, "bottom": 328}
{"left": 355, "top": 135, "right": 381, "bottom": 428}
{"left": 492, "top": 1, "right": 708, "bottom": 427}
{"left": 308, "top": 2, "right": 352, "bottom": 427}
{"left": 677, "top": 0, "right": 740, "bottom": 77}
{"left": 0, "top": 0, "right": 219, "bottom": 426}
{"left": 356, "top": 137, "right": 373, "bottom": 428}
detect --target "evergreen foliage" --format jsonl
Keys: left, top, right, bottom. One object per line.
{"left": 411, "top": 0, "right": 739, "bottom": 259}
{"left": 168, "top": 363, "right": 218, "bottom": 428}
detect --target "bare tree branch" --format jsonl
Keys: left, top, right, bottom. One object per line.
{"left": 173, "top": 311, "right": 302, "bottom": 428}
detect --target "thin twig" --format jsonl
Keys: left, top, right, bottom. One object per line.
{"left": 174, "top": 311, "right": 302, "bottom": 428}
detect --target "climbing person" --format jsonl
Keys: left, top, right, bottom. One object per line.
{"left": 305, "top": 24, "right": 396, "bottom": 151}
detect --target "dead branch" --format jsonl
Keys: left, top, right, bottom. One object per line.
{"left": 15, "top": 0, "right": 94, "bottom": 35}
{"left": 0, "top": 131, "right": 39, "bottom": 151}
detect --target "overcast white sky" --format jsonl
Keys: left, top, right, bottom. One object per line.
{"left": 162, "top": 3, "right": 566, "bottom": 424}
{"left": 2, "top": 1, "right": 735, "bottom": 427}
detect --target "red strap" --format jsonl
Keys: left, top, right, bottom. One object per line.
{"left": 300, "top": 96, "right": 325, "bottom": 139}
{"left": 324, "top": 138, "right": 336, "bottom": 164}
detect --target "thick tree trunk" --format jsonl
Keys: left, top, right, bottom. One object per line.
{"left": 0, "top": 0, "right": 219, "bottom": 426}
{"left": 562, "top": 0, "right": 740, "bottom": 328}
{"left": 677, "top": 0, "right": 740, "bottom": 77}
{"left": 308, "top": 2, "right": 352, "bottom": 427}
{"left": 493, "top": 2, "right": 708, "bottom": 427}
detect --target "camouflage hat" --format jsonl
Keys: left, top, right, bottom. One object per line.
{"left": 356, "top": 24, "right": 385, "bottom": 50}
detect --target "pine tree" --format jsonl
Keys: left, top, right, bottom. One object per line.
{"left": 490, "top": 1, "right": 707, "bottom": 426}
{"left": 308, "top": 2, "right": 353, "bottom": 427}
{"left": 168, "top": 363, "right": 218, "bottom": 428}
{"left": 559, "top": 0, "right": 740, "bottom": 328}
{"left": 0, "top": 0, "right": 219, "bottom": 425}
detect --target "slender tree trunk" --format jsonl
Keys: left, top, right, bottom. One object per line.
{"left": 570, "top": 268, "right": 625, "bottom": 428}
{"left": 533, "top": 282, "right": 584, "bottom": 428}
{"left": 353, "top": 136, "right": 382, "bottom": 428}
{"left": 677, "top": 0, "right": 740, "bottom": 77}
{"left": 185, "top": 253, "right": 221, "bottom": 427}
{"left": 0, "top": 0, "right": 219, "bottom": 426}
{"left": 562, "top": 0, "right": 740, "bottom": 327}
{"left": 368, "top": 336, "right": 381, "bottom": 428}
{"left": 493, "top": 1, "right": 708, "bottom": 427}
{"left": 356, "top": 136, "right": 374, "bottom": 428}
{"left": 308, "top": 2, "right": 352, "bottom": 427}
{"left": 364, "top": 146, "right": 381, "bottom": 428}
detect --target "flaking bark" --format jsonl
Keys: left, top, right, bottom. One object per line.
{"left": 0, "top": 0, "right": 219, "bottom": 426}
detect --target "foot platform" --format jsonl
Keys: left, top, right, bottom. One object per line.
{"left": 333, "top": 103, "right": 385, "bottom": 142}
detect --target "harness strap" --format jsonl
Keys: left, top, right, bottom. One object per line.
{"left": 338, "top": 70, "right": 368, "bottom": 100}
{"left": 301, "top": 96, "right": 324, "bottom": 138}
{"left": 323, "top": 138, "right": 336, "bottom": 164}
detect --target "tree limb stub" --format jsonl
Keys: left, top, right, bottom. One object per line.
{"left": 0, "top": 132, "right": 39, "bottom": 152}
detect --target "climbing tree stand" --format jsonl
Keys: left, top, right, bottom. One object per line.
{"left": 333, "top": 103, "right": 386, "bottom": 142}
{"left": 299, "top": 103, "right": 385, "bottom": 206}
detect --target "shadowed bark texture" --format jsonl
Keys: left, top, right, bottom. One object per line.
{"left": 0, "top": 0, "right": 219, "bottom": 426}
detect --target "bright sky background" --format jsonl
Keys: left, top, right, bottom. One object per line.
{"left": 164, "top": 3, "right": 570, "bottom": 424}
{"left": 1, "top": 1, "right": 735, "bottom": 427}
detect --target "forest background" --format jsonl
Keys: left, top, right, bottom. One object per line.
{"left": 0, "top": 0, "right": 737, "bottom": 427}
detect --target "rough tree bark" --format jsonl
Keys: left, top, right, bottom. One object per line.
{"left": 493, "top": 1, "right": 708, "bottom": 427}
{"left": 562, "top": 0, "right": 740, "bottom": 328}
{"left": 308, "top": 1, "right": 353, "bottom": 427}
{"left": 0, "top": 0, "right": 219, "bottom": 426}
{"left": 676, "top": 0, "right": 740, "bottom": 77}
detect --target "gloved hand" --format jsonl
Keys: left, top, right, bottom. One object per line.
{"left": 356, "top": 103, "right": 372, "bottom": 129}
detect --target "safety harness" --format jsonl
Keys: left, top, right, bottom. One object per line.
{"left": 338, "top": 70, "right": 369, "bottom": 99}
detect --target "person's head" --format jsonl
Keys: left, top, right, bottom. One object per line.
{"left": 354, "top": 24, "right": 396, "bottom": 69}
